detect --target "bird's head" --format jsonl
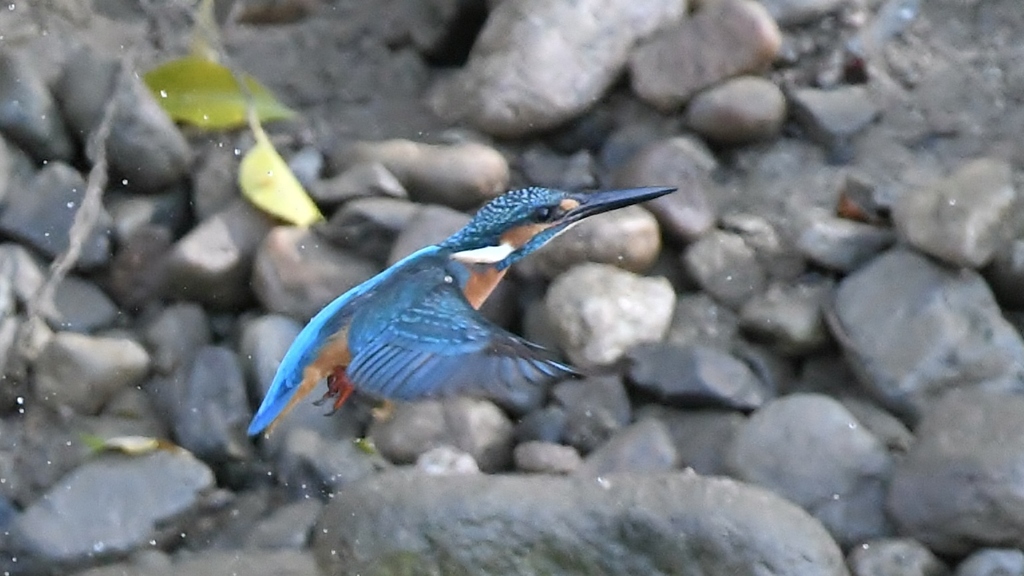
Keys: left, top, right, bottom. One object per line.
{"left": 441, "top": 186, "right": 676, "bottom": 270}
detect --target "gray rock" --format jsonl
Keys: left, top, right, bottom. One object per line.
{"left": 367, "top": 398, "right": 514, "bottom": 472}
{"left": 684, "top": 230, "right": 768, "bottom": 309}
{"left": 190, "top": 142, "right": 241, "bottom": 221}
{"left": 47, "top": 275, "right": 120, "bottom": 332}
{"left": 546, "top": 263, "right": 676, "bottom": 367}
{"left": 739, "top": 281, "right": 831, "bottom": 355}
{"left": 105, "top": 224, "right": 173, "bottom": 311}
{"left": 33, "top": 332, "right": 150, "bottom": 415}
{"left": 847, "top": 538, "right": 950, "bottom": 576}
{"left": 665, "top": 292, "right": 740, "bottom": 350}
{"left": 759, "top": 0, "right": 850, "bottom": 25}
{"left": 429, "top": 0, "right": 685, "bottom": 136}
{"left": 416, "top": 446, "right": 482, "bottom": 475}
{"left": 287, "top": 145, "right": 323, "bottom": 188}
{"left": 956, "top": 549, "right": 1024, "bottom": 576}
{"left": 0, "top": 243, "right": 44, "bottom": 307}
{"left": 518, "top": 205, "right": 663, "bottom": 279}
{"left": 831, "top": 248, "right": 1024, "bottom": 421}
{"left": 553, "top": 375, "right": 632, "bottom": 454}
{"left": 796, "top": 213, "right": 895, "bottom": 272}
{"left": 165, "top": 200, "right": 276, "bottom": 310}
{"left": 106, "top": 188, "right": 190, "bottom": 242}
{"left": 686, "top": 76, "right": 786, "bottom": 145}
{"left": 513, "top": 441, "right": 582, "bottom": 474}
{"left": 893, "top": 158, "right": 1017, "bottom": 269}
{"left": 789, "top": 86, "right": 879, "bottom": 149}
{"left": 336, "top": 140, "right": 508, "bottom": 209}
{"left": 520, "top": 148, "right": 597, "bottom": 191}
{"left": 514, "top": 405, "right": 568, "bottom": 444}
{"left": 142, "top": 303, "right": 212, "bottom": 428}
{"left": 839, "top": 397, "right": 914, "bottom": 453}
{"left": 727, "top": 393, "right": 894, "bottom": 547}
{"left": 318, "top": 197, "right": 419, "bottom": 264}
{"left": 308, "top": 161, "right": 407, "bottom": 207}
{"left": 275, "top": 428, "right": 386, "bottom": 497}
{"left": 638, "top": 405, "right": 746, "bottom": 475}
{"left": 628, "top": 343, "right": 768, "bottom": 410}
{"left": 720, "top": 212, "right": 804, "bottom": 280}
{"left": 611, "top": 136, "right": 717, "bottom": 242}
{"left": 0, "top": 162, "right": 112, "bottom": 269}
{"left": 173, "top": 346, "right": 251, "bottom": 463}
{"left": 577, "top": 418, "right": 678, "bottom": 476}
{"left": 387, "top": 204, "right": 470, "bottom": 265}
{"left": 630, "top": 0, "right": 781, "bottom": 110}
{"left": 14, "top": 451, "right": 214, "bottom": 564}
{"left": 74, "top": 550, "right": 319, "bottom": 576}
{"left": 247, "top": 499, "right": 324, "bottom": 550}
{"left": 252, "top": 226, "right": 380, "bottom": 320}
{"left": 57, "top": 48, "right": 190, "bottom": 193}
{"left": 0, "top": 49, "right": 74, "bottom": 162}
{"left": 888, "top": 389, "right": 1024, "bottom": 555}
{"left": 313, "top": 471, "right": 848, "bottom": 575}
{"left": 985, "top": 239, "right": 1024, "bottom": 310}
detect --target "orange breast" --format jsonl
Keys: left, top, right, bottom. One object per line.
{"left": 464, "top": 266, "right": 507, "bottom": 310}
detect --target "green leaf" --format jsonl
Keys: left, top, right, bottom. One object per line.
{"left": 144, "top": 56, "right": 295, "bottom": 130}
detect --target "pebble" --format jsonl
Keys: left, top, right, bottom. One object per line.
{"left": 416, "top": 446, "right": 482, "bottom": 475}
{"left": 552, "top": 375, "right": 632, "bottom": 454}
{"left": 33, "top": 332, "right": 150, "bottom": 415}
{"left": 308, "top": 161, "right": 407, "bottom": 207}
{"left": 611, "top": 136, "right": 718, "bottom": 242}
{"left": 517, "top": 205, "right": 663, "bottom": 279}
{"left": 334, "top": 139, "right": 508, "bottom": 209}
{"left": 888, "top": 389, "right": 1024, "bottom": 555}
{"left": 47, "top": 275, "right": 120, "bottom": 332}
{"left": 831, "top": 248, "right": 1024, "bottom": 421}
{"left": 0, "top": 49, "right": 74, "bottom": 162}
{"left": 720, "top": 212, "right": 804, "bottom": 280}
{"left": 313, "top": 470, "right": 848, "bottom": 575}
{"left": 104, "top": 225, "right": 173, "bottom": 311}
{"left": 13, "top": 451, "right": 214, "bottom": 564}
{"left": 165, "top": 200, "right": 276, "bottom": 310}
{"left": 172, "top": 346, "right": 252, "bottom": 463}
{"left": 106, "top": 187, "right": 190, "bottom": 243}
{"left": 513, "top": 441, "right": 582, "bottom": 474}
{"left": 629, "top": 0, "right": 782, "bottom": 110}
{"left": 252, "top": 226, "right": 380, "bottom": 320}
{"left": 513, "top": 405, "right": 569, "bottom": 444}
{"left": 839, "top": 397, "right": 914, "bottom": 453}
{"left": 893, "top": 158, "right": 1017, "bottom": 268}
{"left": 576, "top": 418, "right": 678, "bottom": 476}
{"left": 796, "top": 212, "right": 895, "bottom": 272}
{"left": 75, "top": 550, "right": 319, "bottom": 576}
{"left": 628, "top": 343, "right": 768, "bottom": 410}
{"left": 686, "top": 76, "right": 787, "bottom": 145}
{"left": 760, "top": 0, "right": 851, "bottom": 26}
{"left": 367, "top": 398, "right": 514, "bottom": 472}
{"left": 665, "top": 292, "right": 740, "bottom": 350}
{"left": 429, "top": 0, "right": 686, "bottom": 135}
{"left": 0, "top": 162, "right": 112, "bottom": 269}
{"left": 847, "top": 538, "right": 950, "bottom": 576}
{"left": 519, "top": 148, "right": 597, "bottom": 191}
{"left": 275, "top": 428, "right": 385, "bottom": 497}
{"left": 545, "top": 263, "right": 676, "bottom": 367}
{"left": 738, "top": 280, "right": 831, "bottom": 355}
{"left": 956, "top": 549, "right": 1024, "bottom": 576}
{"left": 638, "top": 405, "right": 746, "bottom": 475}
{"left": 142, "top": 303, "right": 212, "bottom": 427}
{"left": 246, "top": 499, "right": 324, "bottom": 550}
{"left": 683, "top": 230, "right": 768, "bottom": 309}
{"left": 317, "top": 197, "right": 420, "bottom": 264}
{"left": 789, "top": 86, "right": 880, "bottom": 149}
{"left": 387, "top": 204, "right": 470, "bottom": 265}
{"left": 727, "top": 393, "right": 894, "bottom": 547}
{"left": 190, "top": 142, "right": 241, "bottom": 221}
{"left": 984, "top": 239, "right": 1024, "bottom": 310}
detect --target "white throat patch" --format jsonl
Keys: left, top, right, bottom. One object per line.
{"left": 451, "top": 243, "right": 515, "bottom": 264}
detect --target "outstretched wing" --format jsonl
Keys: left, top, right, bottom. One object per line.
{"left": 345, "top": 264, "right": 577, "bottom": 406}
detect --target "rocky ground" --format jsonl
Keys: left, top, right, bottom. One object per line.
{"left": 1, "top": 0, "right": 1024, "bottom": 574}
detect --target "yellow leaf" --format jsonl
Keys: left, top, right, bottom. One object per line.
{"left": 143, "top": 56, "right": 295, "bottom": 130}
{"left": 239, "top": 114, "right": 324, "bottom": 226}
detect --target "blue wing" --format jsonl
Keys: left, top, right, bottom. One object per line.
{"left": 345, "top": 259, "right": 578, "bottom": 406}
{"left": 247, "top": 246, "right": 441, "bottom": 436}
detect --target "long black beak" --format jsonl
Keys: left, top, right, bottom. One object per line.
{"left": 565, "top": 186, "right": 676, "bottom": 223}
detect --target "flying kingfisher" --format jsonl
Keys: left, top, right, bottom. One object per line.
{"left": 248, "top": 185, "right": 676, "bottom": 436}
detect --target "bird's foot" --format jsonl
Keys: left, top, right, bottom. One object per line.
{"left": 371, "top": 400, "right": 395, "bottom": 422}
{"left": 314, "top": 366, "right": 355, "bottom": 416}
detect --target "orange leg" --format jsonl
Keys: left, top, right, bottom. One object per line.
{"left": 313, "top": 365, "right": 355, "bottom": 415}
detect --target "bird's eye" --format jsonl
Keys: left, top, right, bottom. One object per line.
{"left": 533, "top": 205, "right": 562, "bottom": 223}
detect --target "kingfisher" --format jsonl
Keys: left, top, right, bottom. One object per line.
{"left": 247, "top": 185, "right": 676, "bottom": 436}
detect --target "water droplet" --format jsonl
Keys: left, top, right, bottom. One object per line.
{"left": 122, "top": 179, "right": 129, "bottom": 186}
{"left": 159, "top": 90, "right": 168, "bottom": 98}
{"left": 66, "top": 201, "right": 75, "bottom": 209}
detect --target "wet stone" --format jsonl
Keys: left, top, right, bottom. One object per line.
{"left": 13, "top": 451, "right": 214, "bottom": 565}
{"left": 318, "top": 197, "right": 419, "bottom": 264}
{"left": 893, "top": 158, "right": 1017, "bottom": 269}
{"left": 686, "top": 76, "right": 787, "bottom": 145}
{"left": 612, "top": 136, "right": 717, "bottom": 243}
{"left": 720, "top": 212, "right": 804, "bottom": 280}
{"left": 252, "top": 226, "right": 380, "bottom": 320}
{"left": 416, "top": 446, "right": 481, "bottom": 476}
{"left": 513, "top": 441, "right": 582, "bottom": 474}
{"left": 519, "top": 147, "right": 597, "bottom": 191}
{"left": 630, "top": 0, "right": 782, "bottom": 110}
{"left": 105, "top": 224, "right": 173, "bottom": 311}
{"left": 839, "top": 397, "right": 914, "bottom": 453}
{"left": 956, "top": 549, "right": 1024, "bottom": 576}
{"left": 628, "top": 343, "right": 768, "bottom": 411}
{"left": 106, "top": 187, "right": 191, "bottom": 243}
{"left": 143, "top": 303, "right": 212, "bottom": 429}
{"left": 47, "top": 275, "right": 120, "bottom": 332}
{"left": 367, "top": 398, "right": 514, "bottom": 472}
{"left": 683, "top": 229, "right": 768, "bottom": 309}
{"left": 546, "top": 263, "right": 676, "bottom": 367}
{"left": 429, "top": 0, "right": 686, "bottom": 136}
{"left": 173, "top": 346, "right": 252, "bottom": 463}
{"left": 0, "top": 49, "right": 74, "bottom": 162}
{"left": 308, "top": 161, "right": 407, "bottom": 207}
{"left": 246, "top": 499, "right": 324, "bottom": 550}
{"left": 789, "top": 86, "right": 880, "bottom": 149}
{"left": 275, "top": 428, "right": 386, "bottom": 498}
{"left": 0, "top": 162, "right": 112, "bottom": 269}
{"left": 638, "top": 405, "right": 746, "bottom": 476}
{"left": 847, "top": 538, "right": 951, "bottom": 576}
{"left": 796, "top": 213, "right": 895, "bottom": 273}
{"left": 513, "top": 405, "right": 568, "bottom": 444}
{"left": 727, "top": 393, "right": 894, "bottom": 547}
{"left": 576, "top": 418, "right": 678, "bottom": 476}
{"left": 190, "top": 142, "right": 240, "bottom": 222}
{"left": 552, "top": 375, "right": 632, "bottom": 454}
{"left": 665, "top": 292, "right": 740, "bottom": 350}
{"left": 738, "top": 280, "right": 831, "bottom": 355}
